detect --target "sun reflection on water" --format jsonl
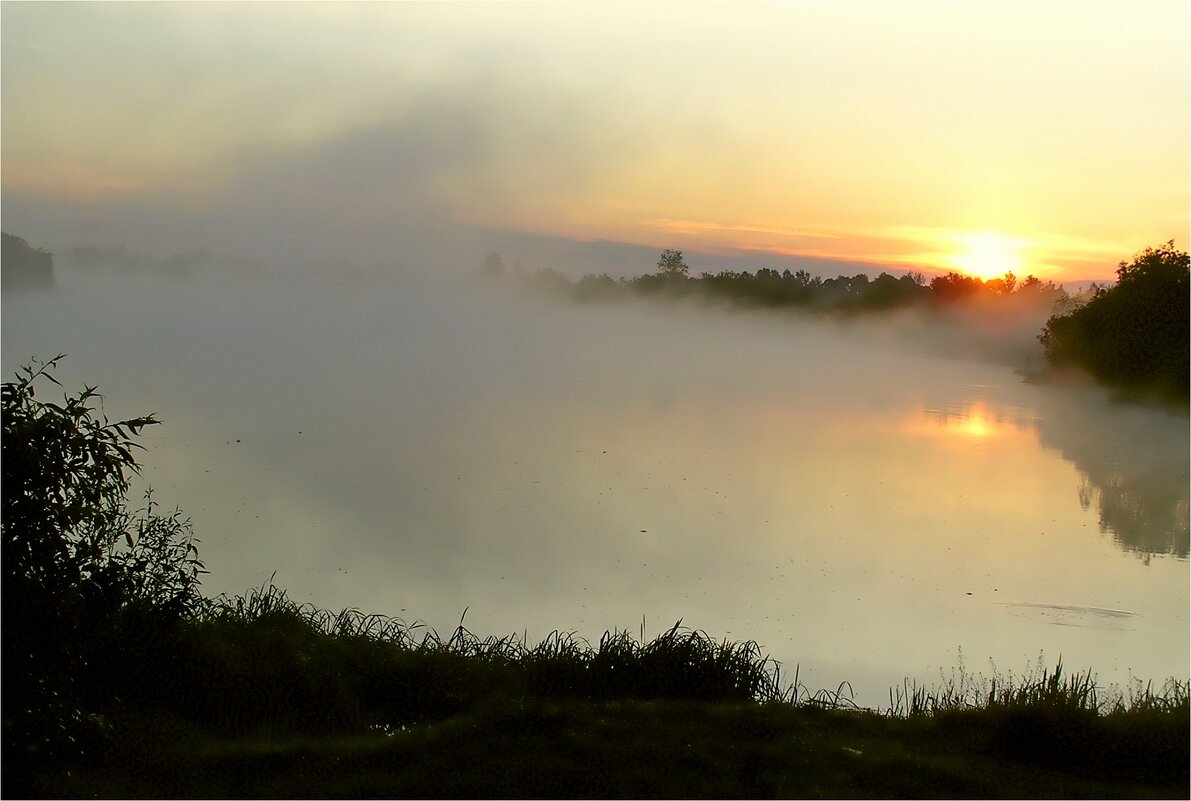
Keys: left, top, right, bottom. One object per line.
{"left": 909, "top": 400, "right": 1037, "bottom": 442}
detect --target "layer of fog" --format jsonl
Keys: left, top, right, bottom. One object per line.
{"left": 5, "top": 245, "right": 1076, "bottom": 440}
{"left": 3, "top": 249, "right": 1187, "bottom": 704}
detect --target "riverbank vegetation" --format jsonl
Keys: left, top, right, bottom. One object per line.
{"left": 15, "top": 594, "right": 1191, "bottom": 798}
{"left": 1040, "top": 241, "right": 1189, "bottom": 402}
{"left": 4, "top": 356, "right": 1187, "bottom": 797}
{"left": 493, "top": 248, "right": 1074, "bottom": 316}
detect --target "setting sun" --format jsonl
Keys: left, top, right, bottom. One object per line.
{"left": 948, "top": 232, "right": 1028, "bottom": 281}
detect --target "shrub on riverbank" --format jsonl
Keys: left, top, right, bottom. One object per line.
{"left": 2, "top": 355, "right": 205, "bottom": 766}
{"left": 1040, "top": 241, "right": 1189, "bottom": 401}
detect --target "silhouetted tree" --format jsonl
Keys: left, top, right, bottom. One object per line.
{"left": 1039, "top": 241, "right": 1189, "bottom": 399}
{"left": 929, "top": 271, "right": 983, "bottom": 303}
{"left": 983, "top": 271, "right": 1017, "bottom": 296}
{"left": 656, "top": 249, "right": 690, "bottom": 278}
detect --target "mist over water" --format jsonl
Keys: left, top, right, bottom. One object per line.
{"left": 3, "top": 252, "right": 1187, "bottom": 707}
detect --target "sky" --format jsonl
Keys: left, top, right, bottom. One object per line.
{"left": 2, "top": 1, "right": 1188, "bottom": 281}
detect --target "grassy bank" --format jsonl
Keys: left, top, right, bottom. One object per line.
{"left": 7, "top": 585, "right": 1188, "bottom": 799}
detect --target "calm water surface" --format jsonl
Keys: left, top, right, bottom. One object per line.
{"left": 4, "top": 263, "right": 1187, "bottom": 706}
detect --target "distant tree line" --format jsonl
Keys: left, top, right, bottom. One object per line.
{"left": 63, "top": 244, "right": 209, "bottom": 277}
{"left": 492, "top": 248, "right": 1070, "bottom": 315}
{"left": 489, "top": 241, "right": 1188, "bottom": 402}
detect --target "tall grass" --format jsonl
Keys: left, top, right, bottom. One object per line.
{"left": 117, "top": 585, "right": 791, "bottom": 738}
{"left": 83, "top": 581, "right": 1188, "bottom": 748}
{"left": 887, "top": 649, "right": 1190, "bottom": 718}
{"left": 24, "top": 581, "right": 1187, "bottom": 792}
{"left": 883, "top": 649, "right": 1189, "bottom": 784}
{"left": 195, "top": 585, "right": 788, "bottom": 699}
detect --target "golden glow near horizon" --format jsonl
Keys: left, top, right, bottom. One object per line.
{"left": 1, "top": 2, "right": 1187, "bottom": 281}
{"left": 947, "top": 232, "right": 1030, "bottom": 281}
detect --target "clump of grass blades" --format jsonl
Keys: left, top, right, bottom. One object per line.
{"left": 522, "top": 630, "right": 593, "bottom": 697}
{"left": 889, "top": 652, "right": 1053, "bottom": 716}
{"left": 984, "top": 659, "right": 1099, "bottom": 711}
{"left": 1115, "top": 676, "right": 1189, "bottom": 715}
{"left": 775, "top": 663, "right": 860, "bottom": 709}
{"left": 886, "top": 656, "right": 1189, "bottom": 785}
{"left": 888, "top": 654, "right": 1189, "bottom": 718}
{"left": 586, "top": 621, "right": 783, "bottom": 702}
{"left": 127, "top": 588, "right": 790, "bottom": 740}
{"left": 200, "top": 584, "right": 422, "bottom": 646}
{"left": 190, "top": 587, "right": 482, "bottom": 727}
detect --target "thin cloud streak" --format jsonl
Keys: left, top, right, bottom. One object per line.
{"left": 644, "top": 218, "right": 843, "bottom": 241}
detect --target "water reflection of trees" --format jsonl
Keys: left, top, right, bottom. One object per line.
{"left": 1032, "top": 393, "right": 1188, "bottom": 560}
{"left": 1076, "top": 475, "right": 1189, "bottom": 561}
{"left": 922, "top": 392, "right": 1189, "bottom": 560}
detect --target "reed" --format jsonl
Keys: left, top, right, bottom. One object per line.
{"left": 183, "top": 585, "right": 1186, "bottom": 729}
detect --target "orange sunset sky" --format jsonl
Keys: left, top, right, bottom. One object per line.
{"left": 2, "top": 2, "right": 1188, "bottom": 282}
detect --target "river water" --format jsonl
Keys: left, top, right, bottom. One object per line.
{"left": 4, "top": 260, "right": 1187, "bottom": 707}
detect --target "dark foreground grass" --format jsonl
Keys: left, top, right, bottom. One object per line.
{"left": 22, "top": 698, "right": 1189, "bottom": 799}
{"left": 7, "top": 586, "right": 1189, "bottom": 799}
